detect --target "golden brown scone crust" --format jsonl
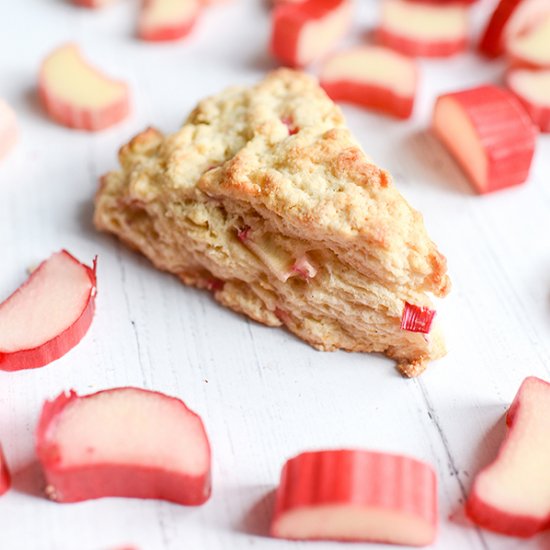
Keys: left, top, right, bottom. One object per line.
{"left": 94, "top": 69, "right": 450, "bottom": 376}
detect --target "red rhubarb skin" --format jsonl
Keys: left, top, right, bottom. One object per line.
{"left": 507, "top": 74, "right": 550, "bottom": 132}
{"left": 270, "top": 0, "right": 349, "bottom": 68}
{"left": 377, "top": 28, "right": 467, "bottom": 58}
{"left": 0, "top": 445, "right": 11, "bottom": 496}
{"left": 138, "top": 0, "right": 199, "bottom": 42}
{"left": 271, "top": 449, "right": 438, "bottom": 545}
{"left": 479, "top": 0, "right": 536, "bottom": 57}
{"left": 36, "top": 388, "right": 212, "bottom": 506}
{"left": 0, "top": 251, "right": 97, "bottom": 372}
{"left": 38, "top": 48, "right": 130, "bottom": 131}
{"left": 466, "top": 377, "right": 550, "bottom": 537}
{"left": 433, "top": 85, "right": 537, "bottom": 194}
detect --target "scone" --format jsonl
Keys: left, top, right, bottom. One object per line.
{"left": 94, "top": 69, "right": 450, "bottom": 376}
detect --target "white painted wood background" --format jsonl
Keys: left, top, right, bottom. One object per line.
{"left": 1, "top": 0, "right": 549, "bottom": 548}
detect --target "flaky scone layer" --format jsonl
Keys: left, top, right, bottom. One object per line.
{"left": 94, "top": 69, "right": 450, "bottom": 376}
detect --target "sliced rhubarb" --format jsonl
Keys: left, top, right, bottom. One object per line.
{"left": 466, "top": 377, "right": 550, "bottom": 537}
{"left": 138, "top": 0, "right": 201, "bottom": 42}
{"left": 508, "top": 69, "right": 550, "bottom": 132}
{"left": 36, "top": 387, "right": 211, "bottom": 505}
{"left": 432, "top": 85, "right": 537, "bottom": 194}
{"left": 238, "top": 228, "right": 316, "bottom": 283}
{"left": 271, "top": 450, "right": 437, "bottom": 545}
{"left": 0, "top": 250, "right": 97, "bottom": 371}
{"left": 39, "top": 44, "right": 130, "bottom": 131}
{"left": 0, "top": 99, "right": 17, "bottom": 162}
{"left": 479, "top": 0, "right": 550, "bottom": 58}
{"left": 378, "top": 0, "right": 469, "bottom": 58}
{"left": 507, "top": 14, "right": 550, "bottom": 69}
{"left": 401, "top": 302, "right": 436, "bottom": 334}
{"left": 72, "top": 0, "right": 116, "bottom": 7}
{"left": 320, "top": 46, "right": 418, "bottom": 119}
{"left": 270, "top": 0, "right": 352, "bottom": 68}
{"left": 0, "top": 445, "right": 11, "bottom": 496}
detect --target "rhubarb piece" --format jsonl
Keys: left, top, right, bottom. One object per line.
{"left": 401, "top": 302, "right": 436, "bottom": 334}
{"left": 270, "top": 0, "right": 352, "bottom": 68}
{"left": 507, "top": 14, "right": 550, "bottom": 69}
{"left": 479, "top": 0, "right": 550, "bottom": 58}
{"left": 320, "top": 46, "right": 418, "bottom": 119}
{"left": 466, "top": 377, "right": 550, "bottom": 537}
{"left": 0, "top": 99, "right": 17, "bottom": 161}
{"left": 0, "top": 250, "right": 97, "bottom": 371}
{"left": 94, "top": 69, "right": 450, "bottom": 377}
{"left": 378, "top": 0, "right": 469, "bottom": 58}
{"left": 39, "top": 44, "right": 130, "bottom": 131}
{"left": 138, "top": 0, "right": 201, "bottom": 42}
{"left": 508, "top": 69, "right": 550, "bottom": 132}
{"left": 36, "top": 388, "right": 211, "bottom": 505}
{"left": 0, "top": 445, "right": 10, "bottom": 496}
{"left": 432, "top": 85, "right": 537, "bottom": 194}
{"left": 271, "top": 450, "right": 437, "bottom": 545}
{"left": 72, "top": 0, "right": 116, "bottom": 7}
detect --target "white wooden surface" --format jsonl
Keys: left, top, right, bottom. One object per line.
{"left": 1, "top": 0, "right": 549, "bottom": 548}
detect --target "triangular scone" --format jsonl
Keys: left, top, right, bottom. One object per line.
{"left": 94, "top": 69, "right": 450, "bottom": 377}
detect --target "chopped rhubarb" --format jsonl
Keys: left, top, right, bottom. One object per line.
{"left": 39, "top": 44, "right": 130, "bottom": 131}
{"left": 508, "top": 69, "right": 550, "bottom": 132}
{"left": 0, "top": 445, "right": 10, "bottom": 496}
{"left": 432, "top": 85, "right": 537, "bottom": 194}
{"left": 0, "top": 99, "right": 17, "bottom": 162}
{"left": 72, "top": 0, "right": 116, "bottom": 7}
{"left": 270, "top": 0, "right": 352, "bottom": 68}
{"left": 466, "top": 377, "right": 550, "bottom": 537}
{"left": 37, "top": 387, "right": 211, "bottom": 505}
{"left": 238, "top": 228, "right": 316, "bottom": 282}
{"left": 138, "top": 0, "right": 201, "bottom": 42}
{"left": 507, "top": 13, "right": 550, "bottom": 69}
{"left": 281, "top": 116, "right": 299, "bottom": 135}
{"left": 271, "top": 449, "right": 438, "bottom": 545}
{"left": 401, "top": 302, "right": 436, "bottom": 334}
{"left": 320, "top": 46, "right": 417, "bottom": 119}
{"left": 0, "top": 251, "right": 97, "bottom": 372}
{"left": 479, "top": 0, "right": 550, "bottom": 58}
{"left": 378, "top": 0, "right": 469, "bottom": 58}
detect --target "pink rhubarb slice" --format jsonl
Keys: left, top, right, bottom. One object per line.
{"left": 39, "top": 44, "right": 130, "bottom": 131}
{"left": 432, "top": 85, "right": 537, "bottom": 194}
{"left": 0, "top": 99, "right": 17, "bottom": 162}
{"left": 378, "top": 0, "right": 469, "bottom": 58}
{"left": 508, "top": 69, "right": 550, "bottom": 132}
{"left": 271, "top": 449, "right": 438, "bottom": 546}
{"left": 138, "top": 0, "right": 201, "bottom": 42}
{"left": 270, "top": 0, "right": 352, "bottom": 68}
{"left": 466, "top": 377, "right": 550, "bottom": 537}
{"left": 0, "top": 250, "right": 97, "bottom": 372}
{"left": 320, "top": 46, "right": 418, "bottom": 119}
{"left": 37, "top": 387, "right": 211, "bottom": 505}
{"left": 0, "top": 445, "right": 11, "bottom": 496}
{"left": 479, "top": 0, "right": 550, "bottom": 58}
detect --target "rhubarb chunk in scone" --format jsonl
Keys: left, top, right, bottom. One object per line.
{"left": 0, "top": 251, "right": 97, "bottom": 371}
{"left": 37, "top": 388, "right": 211, "bottom": 505}
{"left": 432, "top": 85, "right": 537, "bottom": 194}
{"left": 466, "top": 377, "right": 550, "bottom": 537}
{"left": 271, "top": 450, "right": 438, "bottom": 545}
{"left": 94, "top": 69, "right": 450, "bottom": 376}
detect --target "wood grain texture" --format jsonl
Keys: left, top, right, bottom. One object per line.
{"left": 0, "top": 0, "right": 549, "bottom": 548}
